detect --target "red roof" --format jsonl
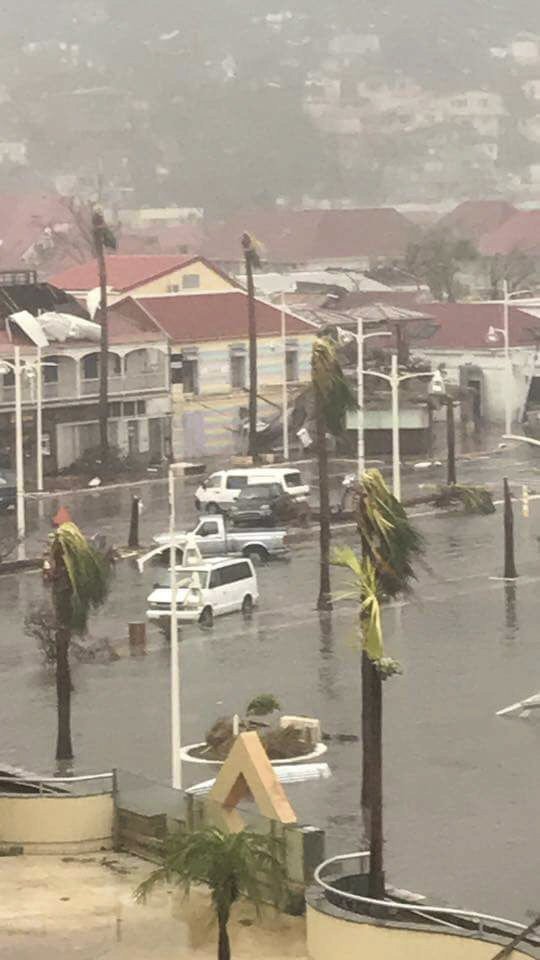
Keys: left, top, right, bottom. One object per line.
{"left": 106, "top": 296, "right": 168, "bottom": 345}
{"left": 203, "top": 207, "right": 418, "bottom": 263}
{"left": 49, "top": 254, "right": 201, "bottom": 293}
{"left": 415, "top": 303, "right": 540, "bottom": 350}
{"left": 478, "top": 211, "right": 540, "bottom": 256}
{"left": 438, "top": 200, "right": 517, "bottom": 241}
{"left": 119, "top": 290, "right": 315, "bottom": 343}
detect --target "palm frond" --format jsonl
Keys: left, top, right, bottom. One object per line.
{"left": 54, "top": 522, "right": 111, "bottom": 632}
{"left": 355, "top": 469, "right": 424, "bottom": 598}
{"left": 134, "top": 826, "right": 284, "bottom": 916}
{"left": 311, "top": 335, "right": 356, "bottom": 436}
{"left": 431, "top": 484, "right": 495, "bottom": 514}
{"left": 332, "top": 548, "right": 383, "bottom": 661}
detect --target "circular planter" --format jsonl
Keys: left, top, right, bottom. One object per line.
{"left": 180, "top": 740, "right": 327, "bottom": 766}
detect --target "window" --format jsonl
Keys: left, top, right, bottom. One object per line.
{"left": 109, "top": 401, "right": 121, "bottom": 417}
{"left": 171, "top": 353, "right": 183, "bottom": 385}
{"left": 286, "top": 348, "right": 299, "bottom": 382}
{"left": 221, "top": 561, "right": 251, "bottom": 584}
{"left": 124, "top": 401, "right": 135, "bottom": 416}
{"left": 44, "top": 357, "right": 59, "bottom": 383}
{"left": 209, "top": 569, "right": 223, "bottom": 589}
{"left": 206, "top": 473, "right": 222, "bottom": 489}
{"left": 82, "top": 354, "right": 98, "bottom": 380}
{"left": 182, "top": 273, "right": 200, "bottom": 289}
{"left": 230, "top": 353, "right": 246, "bottom": 390}
{"left": 284, "top": 471, "right": 302, "bottom": 488}
{"left": 198, "top": 521, "right": 219, "bottom": 537}
{"left": 226, "top": 475, "right": 247, "bottom": 490}
{"left": 167, "top": 283, "right": 181, "bottom": 293}
{"left": 2, "top": 366, "right": 14, "bottom": 386}
{"left": 136, "top": 400, "right": 146, "bottom": 415}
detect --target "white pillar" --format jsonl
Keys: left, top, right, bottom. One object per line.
{"left": 391, "top": 353, "right": 401, "bottom": 501}
{"left": 281, "top": 293, "right": 289, "bottom": 461}
{"left": 503, "top": 279, "right": 512, "bottom": 435}
{"left": 14, "top": 347, "right": 25, "bottom": 557}
{"left": 357, "top": 315, "right": 365, "bottom": 480}
{"left": 36, "top": 346, "right": 44, "bottom": 492}
{"left": 168, "top": 466, "right": 182, "bottom": 790}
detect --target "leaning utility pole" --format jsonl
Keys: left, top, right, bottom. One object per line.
{"left": 92, "top": 208, "right": 117, "bottom": 460}
{"left": 241, "top": 232, "right": 261, "bottom": 463}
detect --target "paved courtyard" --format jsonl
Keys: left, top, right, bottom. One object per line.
{"left": 0, "top": 854, "right": 308, "bottom": 960}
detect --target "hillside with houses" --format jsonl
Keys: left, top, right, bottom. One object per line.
{"left": 1, "top": 1, "right": 539, "bottom": 209}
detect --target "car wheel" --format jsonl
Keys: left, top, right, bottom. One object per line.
{"left": 242, "top": 595, "right": 253, "bottom": 617}
{"left": 244, "top": 546, "right": 268, "bottom": 565}
{"left": 199, "top": 606, "right": 214, "bottom": 628}
{"left": 206, "top": 502, "right": 220, "bottom": 514}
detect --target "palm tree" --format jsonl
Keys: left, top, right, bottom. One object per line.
{"left": 49, "top": 522, "right": 111, "bottom": 761}
{"left": 135, "top": 826, "right": 283, "bottom": 960}
{"left": 311, "top": 334, "right": 355, "bottom": 611}
{"left": 334, "top": 469, "right": 424, "bottom": 899}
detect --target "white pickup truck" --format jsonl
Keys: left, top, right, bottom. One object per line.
{"left": 148, "top": 515, "right": 289, "bottom": 564}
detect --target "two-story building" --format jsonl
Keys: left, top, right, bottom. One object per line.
{"left": 49, "top": 254, "right": 238, "bottom": 304}
{"left": 110, "top": 289, "right": 317, "bottom": 459}
{"left": 0, "top": 284, "right": 171, "bottom": 475}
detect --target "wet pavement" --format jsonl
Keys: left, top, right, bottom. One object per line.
{"left": 2, "top": 442, "right": 540, "bottom": 921}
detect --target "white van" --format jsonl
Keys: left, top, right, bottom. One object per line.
{"left": 195, "top": 467, "right": 309, "bottom": 513}
{"left": 146, "top": 556, "right": 259, "bottom": 627}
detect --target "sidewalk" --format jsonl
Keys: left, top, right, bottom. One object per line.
{"left": 0, "top": 854, "right": 308, "bottom": 960}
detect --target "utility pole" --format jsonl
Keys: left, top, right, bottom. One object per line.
{"left": 92, "top": 207, "right": 117, "bottom": 461}
{"left": 241, "top": 232, "right": 261, "bottom": 463}
{"left": 503, "top": 477, "right": 517, "bottom": 580}
{"left": 446, "top": 398, "right": 456, "bottom": 485}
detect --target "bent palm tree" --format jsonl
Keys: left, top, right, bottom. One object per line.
{"left": 334, "top": 469, "right": 424, "bottom": 898}
{"left": 49, "top": 522, "right": 110, "bottom": 761}
{"left": 311, "top": 334, "right": 355, "bottom": 611}
{"left": 135, "top": 826, "right": 283, "bottom": 960}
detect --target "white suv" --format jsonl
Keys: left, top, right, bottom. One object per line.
{"left": 195, "top": 467, "right": 309, "bottom": 513}
{"left": 146, "top": 557, "right": 259, "bottom": 628}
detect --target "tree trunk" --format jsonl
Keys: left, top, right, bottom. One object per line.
{"left": 217, "top": 913, "right": 231, "bottom": 960}
{"left": 55, "top": 627, "right": 73, "bottom": 761}
{"left": 503, "top": 477, "right": 517, "bottom": 579}
{"left": 315, "top": 388, "right": 332, "bottom": 611}
{"left": 446, "top": 399, "right": 456, "bottom": 486}
{"left": 361, "top": 648, "right": 373, "bottom": 839}
{"left": 128, "top": 496, "right": 140, "bottom": 549}
{"left": 94, "top": 212, "right": 109, "bottom": 461}
{"left": 366, "top": 656, "right": 385, "bottom": 899}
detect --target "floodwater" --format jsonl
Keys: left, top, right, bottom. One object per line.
{"left": 1, "top": 446, "right": 540, "bottom": 921}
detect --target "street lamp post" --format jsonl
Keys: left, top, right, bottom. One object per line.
{"left": 168, "top": 465, "right": 182, "bottom": 791}
{"left": 363, "top": 355, "right": 441, "bottom": 501}
{"left": 280, "top": 293, "right": 289, "bottom": 461}
{"left": 485, "top": 283, "right": 539, "bottom": 436}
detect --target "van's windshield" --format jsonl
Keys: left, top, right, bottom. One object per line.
{"left": 161, "top": 569, "right": 209, "bottom": 589}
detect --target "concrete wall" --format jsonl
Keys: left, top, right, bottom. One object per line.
{"left": 0, "top": 794, "right": 114, "bottom": 853}
{"left": 306, "top": 904, "right": 531, "bottom": 960}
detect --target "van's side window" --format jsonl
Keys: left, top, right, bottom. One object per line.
{"left": 209, "top": 569, "right": 222, "bottom": 588}
{"left": 226, "top": 475, "right": 247, "bottom": 490}
{"left": 222, "top": 561, "right": 251, "bottom": 583}
{"left": 285, "top": 472, "right": 302, "bottom": 487}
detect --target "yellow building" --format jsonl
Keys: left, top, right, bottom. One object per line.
{"left": 49, "top": 254, "right": 237, "bottom": 302}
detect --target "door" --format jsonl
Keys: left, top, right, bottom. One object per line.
{"left": 208, "top": 567, "right": 228, "bottom": 614}
{"left": 127, "top": 420, "right": 140, "bottom": 456}
{"left": 195, "top": 519, "right": 223, "bottom": 555}
{"left": 148, "top": 417, "right": 164, "bottom": 462}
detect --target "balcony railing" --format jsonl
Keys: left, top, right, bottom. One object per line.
{"left": 0, "top": 371, "right": 166, "bottom": 406}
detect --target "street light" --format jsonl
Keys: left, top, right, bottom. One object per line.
{"left": 168, "top": 465, "right": 182, "bottom": 791}
{"left": 0, "top": 348, "right": 56, "bottom": 554}
{"left": 363, "top": 355, "right": 440, "bottom": 501}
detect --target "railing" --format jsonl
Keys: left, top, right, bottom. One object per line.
{"left": 0, "top": 771, "right": 114, "bottom": 797}
{"left": 80, "top": 372, "right": 165, "bottom": 396}
{"left": 314, "top": 853, "right": 540, "bottom": 945}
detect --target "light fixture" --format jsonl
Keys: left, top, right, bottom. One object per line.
{"left": 486, "top": 325, "right": 501, "bottom": 344}
{"left": 429, "top": 369, "right": 446, "bottom": 395}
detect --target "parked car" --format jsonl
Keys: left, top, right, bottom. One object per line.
{"left": 195, "top": 467, "right": 309, "bottom": 514}
{"left": 144, "top": 515, "right": 289, "bottom": 565}
{"left": 146, "top": 556, "right": 259, "bottom": 627}
{"left": 229, "top": 482, "right": 285, "bottom": 527}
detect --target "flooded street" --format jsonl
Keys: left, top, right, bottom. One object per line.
{"left": 2, "top": 447, "right": 540, "bottom": 920}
